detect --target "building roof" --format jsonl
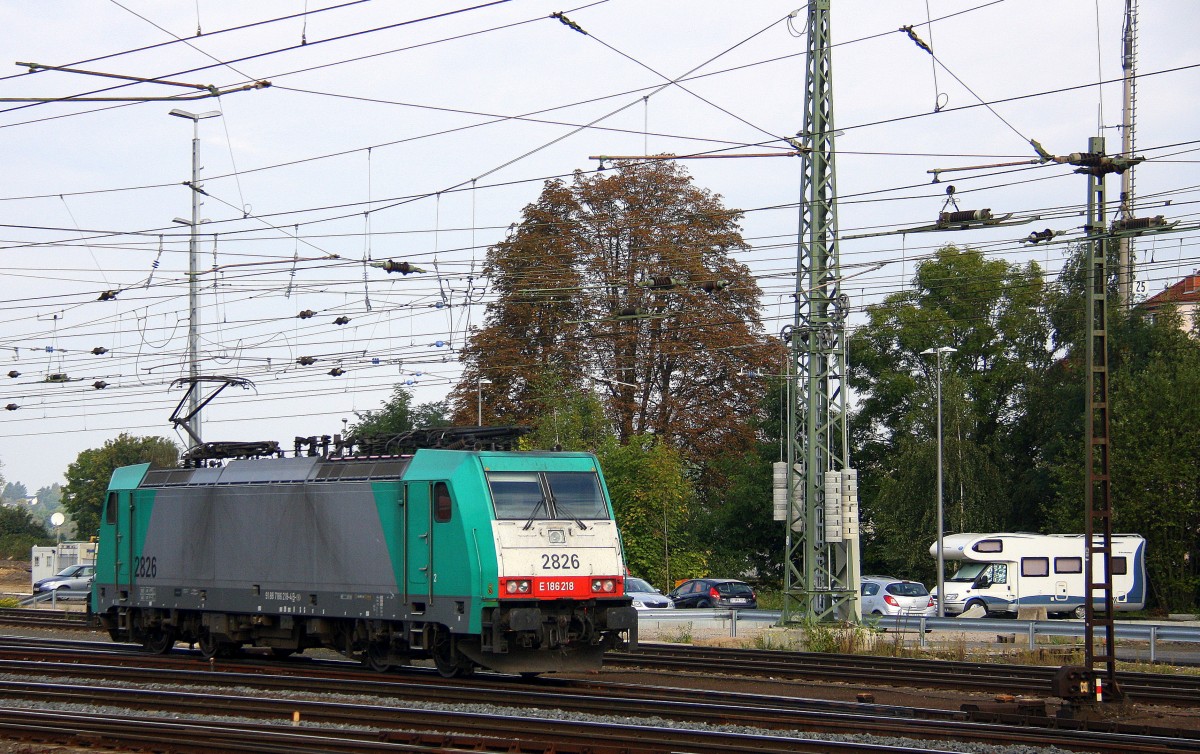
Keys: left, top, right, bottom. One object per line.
{"left": 1143, "top": 274, "right": 1200, "bottom": 308}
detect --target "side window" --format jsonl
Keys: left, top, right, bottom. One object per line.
{"left": 862, "top": 583, "right": 878, "bottom": 596}
{"left": 989, "top": 564, "right": 1008, "bottom": 584}
{"left": 105, "top": 491, "right": 118, "bottom": 525}
{"left": 433, "top": 482, "right": 452, "bottom": 523}
{"left": 973, "top": 539, "right": 1003, "bottom": 553}
{"left": 1111, "top": 557, "right": 1128, "bottom": 575}
{"left": 1022, "top": 557, "right": 1049, "bottom": 577}
{"left": 1054, "top": 557, "right": 1083, "bottom": 574}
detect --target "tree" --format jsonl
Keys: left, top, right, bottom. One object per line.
{"left": 595, "top": 434, "right": 703, "bottom": 591}
{"left": 450, "top": 160, "right": 780, "bottom": 467}
{"left": 63, "top": 434, "right": 178, "bottom": 536}
{"left": 0, "top": 506, "right": 51, "bottom": 559}
{"left": 348, "top": 387, "right": 450, "bottom": 438}
{"left": 2, "top": 481, "right": 28, "bottom": 502}
{"left": 849, "top": 245, "right": 1050, "bottom": 577}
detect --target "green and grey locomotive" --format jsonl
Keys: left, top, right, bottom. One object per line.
{"left": 91, "top": 437, "right": 637, "bottom": 676}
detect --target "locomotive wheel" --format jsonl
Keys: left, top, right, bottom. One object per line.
{"left": 197, "top": 632, "right": 240, "bottom": 660}
{"left": 197, "top": 632, "right": 220, "bottom": 660}
{"left": 364, "top": 641, "right": 392, "bottom": 672}
{"left": 143, "top": 628, "right": 175, "bottom": 655}
{"left": 431, "top": 627, "right": 472, "bottom": 678}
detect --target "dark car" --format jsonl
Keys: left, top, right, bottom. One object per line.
{"left": 668, "top": 578, "right": 757, "bottom": 609}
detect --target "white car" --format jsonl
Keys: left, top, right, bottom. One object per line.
{"left": 624, "top": 577, "right": 673, "bottom": 610}
{"left": 860, "top": 576, "right": 935, "bottom": 617}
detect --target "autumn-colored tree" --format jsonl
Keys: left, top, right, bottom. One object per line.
{"left": 451, "top": 160, "right": 779, "bottom": 465}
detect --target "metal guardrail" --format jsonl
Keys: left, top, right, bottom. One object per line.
{"left": 17, "top": 590, "right": 90, "bottom": 608}
{"left": 637, "top": 609, "right": 1200, "bottom": 660}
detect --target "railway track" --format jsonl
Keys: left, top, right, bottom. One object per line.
{"left": 0, "top": 638, "right": 1194, "bottom": 754}
{"left": 610, "top": 643, "right": 1200, "bottom": 707}
{"left": 0, "top": 606, "right": 93, "bottom": 629}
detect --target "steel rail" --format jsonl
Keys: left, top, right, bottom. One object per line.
{"left": 609, "top": 644, "right": 1200, "bottom": 706}
{"left": 1, "top": 676, "right": 1194, "bottom": 754}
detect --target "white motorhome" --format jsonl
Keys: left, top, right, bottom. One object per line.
{"left": 929, "top": 533, "right": 1146, "bottom": 618}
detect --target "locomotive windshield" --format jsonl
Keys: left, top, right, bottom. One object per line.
{"left": 487, "top": 471, "right": 610, "bottom": 521}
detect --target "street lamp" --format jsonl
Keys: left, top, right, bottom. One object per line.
{"left": 921, "top": 345, "right": 957, "bottom": 617}
{"left": 477, "top": 378, "right": 492, "bottom": 426}
{"left": 169, "top": 108, "right": 221, "bottom": 446}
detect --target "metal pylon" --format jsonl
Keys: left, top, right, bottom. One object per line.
{"left": 782, "top": 0, "right": 859, "bottom": 624}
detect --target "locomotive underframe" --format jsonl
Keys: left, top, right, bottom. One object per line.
{"left": 99, "top": 599, "right": 636, "bottom": 675}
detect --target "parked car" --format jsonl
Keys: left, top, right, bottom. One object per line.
{"left": 668, "top": 578, "right": 757, "bottom": 609}
{"left": 860, "top": 575, "right": 935, "bottom": 617}
{"left": 624, "top": 577, "right": 674, "bottom": 610}
{"left": 33, "top": 563, "right": 95, "bottom": 595}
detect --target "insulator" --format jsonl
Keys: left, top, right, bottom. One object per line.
{"left": 376, "top": 260, "right": 425, "bottom": 275}
{"left": 45, "top": 373, "right": 68, "bottom": 383}
{"left": 4, "top": 404, "right": 17, "bottom": 411}
{"left": 97, "top": 290, "right": 118, "bottom": 301}
{"left": 6, "top": 371, "right": 18, "bottom": 378}
{"left": 91, "top": 347, "right": 108, "bottom": 356}
{"left": 639, "top": 275, "right": 679, "bottom": 290}
{"left": 328, "top": 367, "right": 346, "bottom": 376}
{"left": 1023, "top": 228, "right": 1055, "bottom": 245}
{"left": 1111, "top": 216, "right": 1165, "bottom": 232}
{"left": 938, "top": 209, "right": 993, "bottom": 225}
{"left": 92, "top": 380, "right": 108, "bottom": 390}
{"left": 296, "top": 356, "right": 316, "bottom": 366}
{"left": 297, "top": 309, "right": 316, "bottom": 319}
{"left": 333, "top": 316, "right": 351, "bottom": 325}
{"left": 700, "top": 279, "right": 729, "bottom": 293}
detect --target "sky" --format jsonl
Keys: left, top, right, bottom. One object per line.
{"left": 0, "top": 0, "right": 1197, "bottom": 495}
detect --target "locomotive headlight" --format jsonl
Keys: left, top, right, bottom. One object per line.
{"left": 505, "top": 579, "right": 532, "bottom": 594}
{"left": 592, "top": 579, "right": 616, "bottom": 593}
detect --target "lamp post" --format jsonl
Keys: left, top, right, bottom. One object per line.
{"left": 169, "top": 108, "right": 221, "bottom": 446}
{"left": 921, "top": 345, "right": 957, "bottom": 618}
{"left": 477, "top": 378, "right": 492, "bottom": 426}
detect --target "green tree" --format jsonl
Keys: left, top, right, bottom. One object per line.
{"left": 1108, "top": 325, "right": 1200, "bottom": 610}
{"left": 0, "top": 506, "right": 51, "bottom": 559}
{"left": 2, "top": 481, "right": 28, "bottom": 502}
{"left": 596, "top": 434, "right": 703, "bottom": 591}
{"left": 62, "top": 434, "right": 178, "bottom": 536}
{"left": 348, "top": 387, "right": 450, "bottom": 438}
{"left": 849, "top": 245, "right": 1050, "bottom": 577}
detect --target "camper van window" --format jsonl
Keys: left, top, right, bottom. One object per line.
{"left": 1112, "top": 557, "right": 1128, "bottom": 575}
{"left": 989, "top": 563, "right": 1008, "bottom": 584}
{"left": 1022, "top": 557, "right": 1050, "bottom": 577}
{"left": 1054, "top": 557, "right": 1082, "bottom": 574}
{"left": 973, "top": 539, "right": 1003, "bottom": 553}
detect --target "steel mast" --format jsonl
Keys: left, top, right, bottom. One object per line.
{"left": 782, "top": 0, "right": 859, "bottom": 623}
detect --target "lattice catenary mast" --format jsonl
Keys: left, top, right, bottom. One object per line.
{"left": 776, "top": 0, "right": 860, "bottom": 623}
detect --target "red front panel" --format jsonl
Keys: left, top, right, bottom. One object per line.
{"left": 498, "top": 576, "right": 625, "bottom": 599}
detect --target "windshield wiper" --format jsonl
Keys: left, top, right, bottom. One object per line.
{"left": 522, "top": 497, "right": 546, "bottom": 530}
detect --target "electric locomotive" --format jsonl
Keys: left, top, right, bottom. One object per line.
{"left": 91, "top": 429, "right": 637, "bottom": 676}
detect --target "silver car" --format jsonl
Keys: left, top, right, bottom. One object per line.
{"left": 860, "top": 575, "right": 935, "bottom": 617}
{"left": 33, "top": 563, "right": 95, "bottom": 596}
{"left": 624, "top": 577, "right": 673, "bottom": 610}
